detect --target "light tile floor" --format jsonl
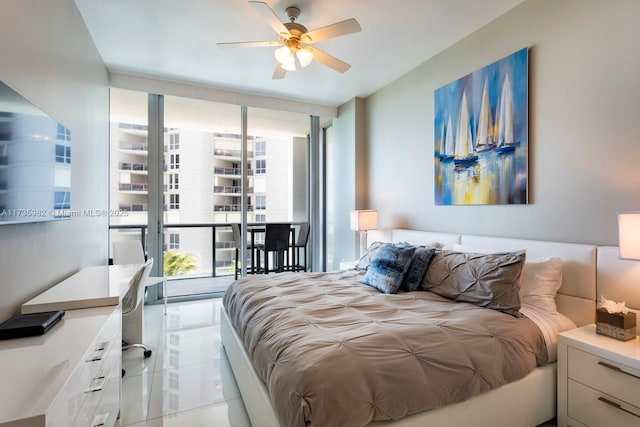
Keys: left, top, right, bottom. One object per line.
{"left": 119, "top": 298, "right": 252, "bottom": 427}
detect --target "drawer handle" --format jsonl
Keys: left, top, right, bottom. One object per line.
{"left": 91, "top": 412, "right": 109, "bottom": 426}
{"left": 598, "top": 361, "right": 640, "bottom": 380}
{"left": 86, "top": 341, "right": 110, "bottom": 362}
{"left": 598, "top": 396, "right": 640, "bottom": 419}
{"left": 85, "top": 375, "right": 106, "bottom": 393}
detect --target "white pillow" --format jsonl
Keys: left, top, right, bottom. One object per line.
{"left": 452, "top": 244, "right": 563, "bottom": 314}
{"left": 519, "top": 257, "right": 563, "bottom": 314}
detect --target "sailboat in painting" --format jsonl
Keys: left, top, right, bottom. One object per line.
{"left": 495, "top": 73, "right": 517, "bottom": 154}
{"left": 475, "top": 78, "right": 495, "bottom": 152}
{"left": 439, "top": 115, "right": 454, "bottom": 161}
{"left": 454, "top": 91, "right": 478, "bottom": 167}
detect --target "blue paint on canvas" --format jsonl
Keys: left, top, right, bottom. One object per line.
{"left": 434, "top": 48, "right": 528, "bottom": 205}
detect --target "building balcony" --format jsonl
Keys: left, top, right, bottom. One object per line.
{"left": 119, "top": 202, "right": 148, "bottom": 212}
{"left": 119, "top": 162, "right": 167, "bottom": 172}
{"left": 119, "top": 161, "right": 148, "bottom": 172}
{"left": 213, "top": 148, "right": 254, "bottom": 159}
{"left": 213, "top": 167, "right": 254, "bottom": 176}
{"left": 213, "top": 204, "right": 253, "bottom": 212}
{"left": 213, "top": 185, "right": 254, "bottom": 195}
{"left": 216, "top": 241, "right": 235, "bottom": 250}
{"left": 119, "top": 183, "right": 148, "bottom": 192}
{"left": 119, "top": 141, "right": 148, "bottom": 152}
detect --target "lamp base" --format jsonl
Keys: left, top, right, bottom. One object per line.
{"left": 359, "top": 231, "right": 368, "bottom": 258}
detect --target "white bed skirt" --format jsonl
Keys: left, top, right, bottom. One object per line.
{"left": 221, "top": 307, "right": 556, "bottom": 427}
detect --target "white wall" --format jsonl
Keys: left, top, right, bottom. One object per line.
{"left": 0, "top": 0, "right": 109, "bottom": 321}
{"left": 364, "top": 0, "right": 640, "bottom": 246}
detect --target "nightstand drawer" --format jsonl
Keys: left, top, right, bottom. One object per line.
{"left": 568, "top": 347, "right": 640, "bottom": 408}
{"left": 568, "top": 379, "right": 640, "bottom": 426}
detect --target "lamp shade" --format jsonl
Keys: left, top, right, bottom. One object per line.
{"left": 274, "top": 46, "right": 296, "bottom": 71}
{"left": 350, "top": 210, "right": 378, "bottom": 232}
{"left": 618, "top": 212, "right": 640, "bottom": 260}
{"left": 296, "top": 47, "right": 313, "bottom": 67}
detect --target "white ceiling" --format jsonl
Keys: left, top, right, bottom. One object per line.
{"left": 75, "top": 0, "right": 525, "bottom": 108}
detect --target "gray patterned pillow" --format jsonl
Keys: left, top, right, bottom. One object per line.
{"left": 422, "top": 249, "right": 526, "bottom": 316}
{"left": 400, "top": 247, "right": 436, "bottom": 292}
{"left": 362, "top": 244, "right": 416, "bottom": 294}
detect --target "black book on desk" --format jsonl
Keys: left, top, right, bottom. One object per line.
{"left": 0, "top": 310, "right": 65, "bottom": 340}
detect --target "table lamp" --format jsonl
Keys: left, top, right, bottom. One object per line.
{"left": 350, "top": 210, "right": 378, "bottom": 257}
{"left": 618, "top": 212, "right": 640, "bottom": 260}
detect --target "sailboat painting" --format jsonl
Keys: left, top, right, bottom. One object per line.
{"left": 434, "top": 48, "right": 528, "bottom": 205}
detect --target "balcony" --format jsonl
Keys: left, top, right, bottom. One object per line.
{"left": 119, "top": 141, "right": 148, "bottom": 152}
{"left": 119, "top": 183, "right": 148, "bottom": 192}
{"left": 214, "top": 204, "right": 254, "bottom": 212}
{"left": 119, "top": 202, "right": 148, "bottom": 212}
{"left": 214, "top": 148, "right": 254, "bottom": 158}
{"left": 119, "top": 161, "right": 147, "bottom": 172}
{"left": 213, "top": 167, "right": 254, "bottom": 176}
{"left": 119, "top": 162, "right": 167, "bottom": 172}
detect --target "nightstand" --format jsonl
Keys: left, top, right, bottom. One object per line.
{"left": 557, "top": 324, "right": 640, "bottom": 426}
{"left": 339, "top": 260, "right": 358, "bottom": 270}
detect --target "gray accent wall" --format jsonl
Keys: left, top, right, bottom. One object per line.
{"left": 0, "top": 0, "right": 109, "bottom": 321}
{"left": 363, "top": 0, "right": 640, "bottom": 246}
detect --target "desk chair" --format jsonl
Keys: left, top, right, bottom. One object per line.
{"left": 291, "top": 222, "right": 310, "bottom": 272}
{"left": 113, "top": 240, "right": 167, "bottom": 314}
{"left": 255, "top": 223, "right": 291, "bottom": 274}
{"left": 122, "top": 259, "right": 154, "bottom": 362}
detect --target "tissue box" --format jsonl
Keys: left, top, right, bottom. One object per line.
{"left": 596, "top": 308, "right": 636, "bottom": 341}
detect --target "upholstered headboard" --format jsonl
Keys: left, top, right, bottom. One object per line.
{"left": 367, "top": 229, "right": 598, "bottom": 327}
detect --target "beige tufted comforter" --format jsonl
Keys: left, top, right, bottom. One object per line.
{"left": 223, "top": 270, "right": 547, "bottom": 427}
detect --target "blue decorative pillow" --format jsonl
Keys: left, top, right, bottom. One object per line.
{"left": 400, "top": 247, "right": 436, "bottom": 291}
{"left": 362, "top": 244, "right": 416, "bottom": 294}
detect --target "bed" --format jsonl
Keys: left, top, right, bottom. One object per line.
{"left": 221, "top": 230, "right": 599, "bottom": 427}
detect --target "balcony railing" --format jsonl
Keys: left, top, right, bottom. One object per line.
{"left": 213, "top": 167, "right": 254, "bottom": 176}
{"left": 119, "top": 161, "right": 148, "bottom": 172}
{"left": 214, "top": 148, "right": 254, "bottom": 158}
{"left": 119, "top": 203, "right": 148, "bottom": 212}
{"left": 119, "top": 183, "right": 148, "bottom": 192}
{"left": 109, "top": 221, "right": 304, "bottom": 280}
{"left": 213, "top": 185, "right": 253, "bottom": 194}
{"left": 214, "top": 204, "right": 254, "bottom": 212}
{"left": 119, "top": 141, "right": 148, "bottom": 151}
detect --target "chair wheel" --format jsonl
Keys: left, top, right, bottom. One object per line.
{"left": 122, "top": 369, "right": 126, "bottom": 377}
{"left": 143, "top": 349, "right": 152, "bottom": 358}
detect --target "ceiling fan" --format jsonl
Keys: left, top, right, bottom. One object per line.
{"left": 217, "top": 1, "right": 361, "bottom": 79}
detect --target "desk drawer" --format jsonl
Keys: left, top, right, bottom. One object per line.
{"left": 568, "top": 347, "right": 640, "bottom": 408}
{"left": 47, "top": 309, "right": 121, "bottom": 427}
{"left": 568, "top": 380, "right": 640, "bottom": 426}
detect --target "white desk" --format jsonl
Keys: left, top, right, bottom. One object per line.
{"left": 0, "top": 264, "right": 144, "bottom": 427}
{"left": 21, "top": 265, "right": 138, "bottom": 314}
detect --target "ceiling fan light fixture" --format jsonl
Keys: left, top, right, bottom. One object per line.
{"left": 274, "top": 45, "right": 296, "bottom": 71}
{"left": 296, "top": 47, "right": 313, "bottom": 67}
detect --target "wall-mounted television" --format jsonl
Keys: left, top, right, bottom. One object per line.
{"left": 0, "top": 80, "right": 71, "bottom": 224}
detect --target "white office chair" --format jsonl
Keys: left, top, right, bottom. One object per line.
{"left": 113, "top": 240, "right": 145, "bottom": 265}
{"left": 122, "top": 258, "right": 154, "bottom": 359}
{"left": 112, "top": 240, "right": 167, "bottom": 314}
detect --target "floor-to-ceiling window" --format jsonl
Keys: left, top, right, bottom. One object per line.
{"left": 110, "top": 88, "right": 317, "bottom": 302}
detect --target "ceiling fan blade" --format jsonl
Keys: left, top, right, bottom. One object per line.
{"left": 217, "top": 40, "right": 281, "bottom": 48}
{"left": 302, "top": 18, "right": 361, "bottom": 43}
{"left": 272, "top": 64, "right": 287, "bottom": 79}
{"left": 249, "top": 1, "right": 290, "bottom": 38}
{"left": 309, "top": 47, "right": 351, "bottom": 73}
